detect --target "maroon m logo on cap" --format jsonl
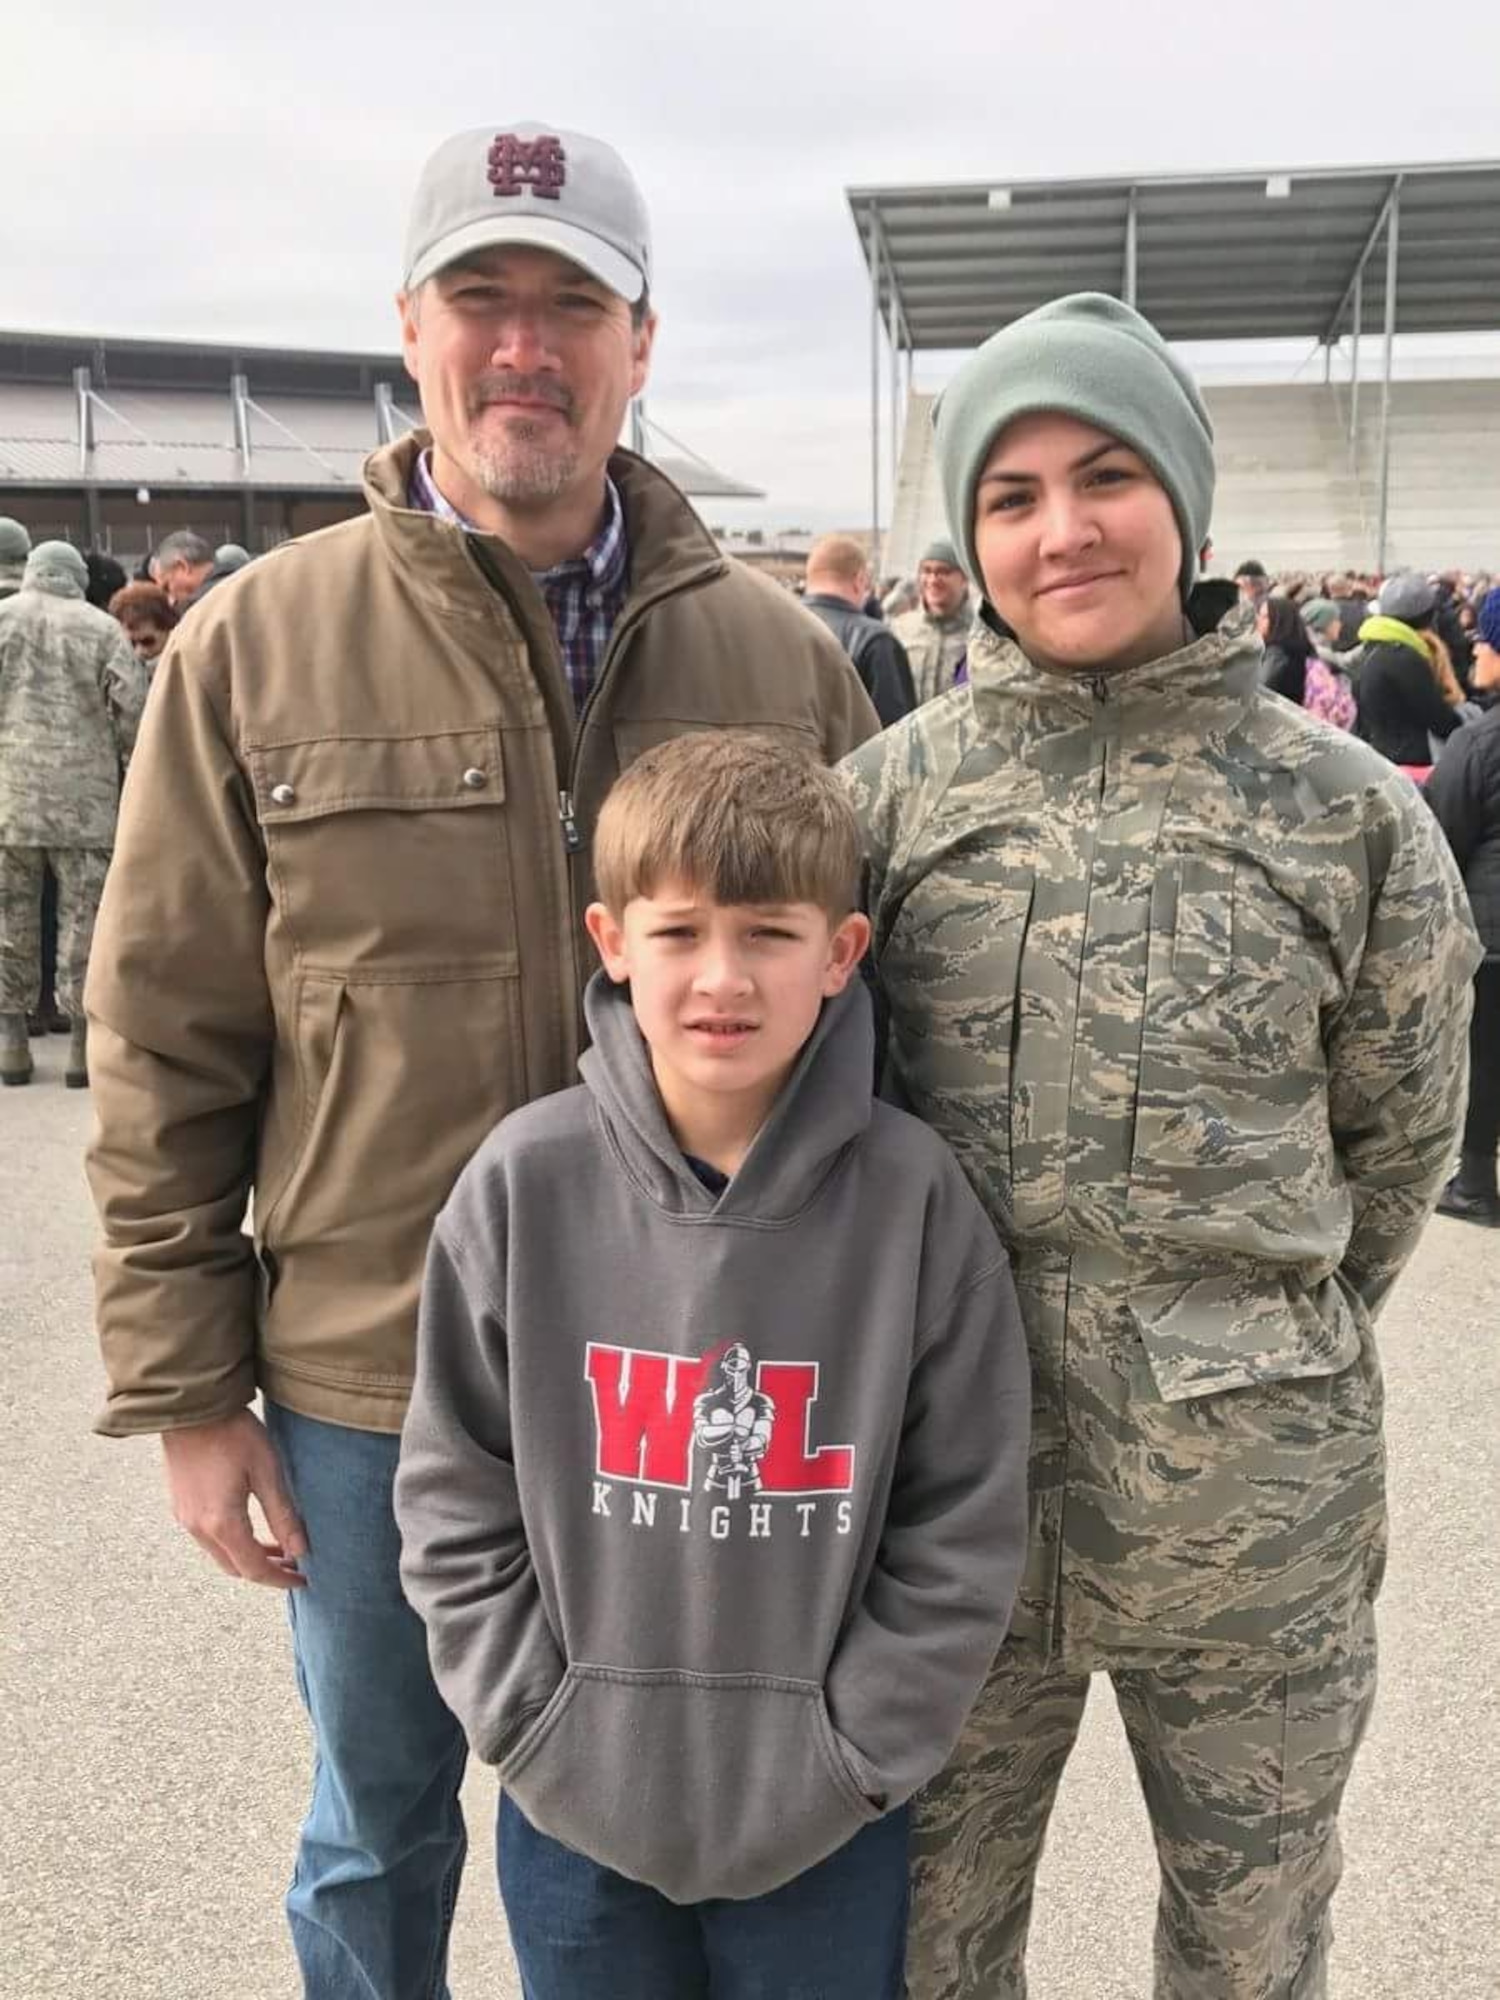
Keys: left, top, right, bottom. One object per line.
{"left": 488, "top": 134, "right": 568, "bottom": 201}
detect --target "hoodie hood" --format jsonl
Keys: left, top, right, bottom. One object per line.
{"left": 22, "top": 541, "right": 88, "bottom": 599}
{"left": 579, "top": 970, "right": 875, "bottom": 1223}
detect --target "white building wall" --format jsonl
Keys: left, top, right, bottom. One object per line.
{"left": 886, "top": 380, "right": 1500, "bottom": 580}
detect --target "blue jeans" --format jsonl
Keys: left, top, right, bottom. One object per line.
{"left": 264, "top": 1400, "right": 468, "bottom": 2000}
{"left": 498, "top": 1793, "right": 911, "bottom": 2000}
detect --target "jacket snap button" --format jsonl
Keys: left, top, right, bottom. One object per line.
{"left": 270, "top": 783, "right": 296, "bottom": 806}
{"left": 461, "top": 767, "right": 488, "bottom": 790}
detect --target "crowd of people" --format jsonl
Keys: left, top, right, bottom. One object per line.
{"left": 840, "top": 541, "right": 1499, "bottom": 773}
{"left": 3, "top": 113, "right": 1497, "bottom": 2000}
{"left": 0, "top": 524, "right": 251, "bottom": 1082}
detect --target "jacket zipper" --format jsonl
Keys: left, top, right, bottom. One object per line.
{"left": 1089, "top": 674, "right": 1110, "bottom": 802}
{"left": 565, "top": 568, "right": 721, "bottom": 786}
{"left": 462, "top": 523, "right": 724, "bottom": 855}
{"left": 553, "top": 564, "right": 724, "bottom": 856}
{"left": 558, "top": 789, "right": 581, "bottom": 853}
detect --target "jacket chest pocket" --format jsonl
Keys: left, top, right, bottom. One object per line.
{"left": 1128, "top": 855, "right": 1345, "bottom": 1259}
{"left": 249, "top": 729, "right": 519, "bottom": 977}
{"left": 877, "top": 868, "right": 1035, "bottom": 1234}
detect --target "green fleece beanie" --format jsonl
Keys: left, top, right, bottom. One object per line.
{"left": 933, "top": 292, "right": 1215, "bottom": 602}
{"left": 919, "top": 537, "right": 962, "bottom": 570}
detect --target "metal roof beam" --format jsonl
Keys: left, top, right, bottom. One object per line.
{"left": 856, "top": 163, "right": 1500, "bottom": 348}
{"left": 848, "top": 159, "right": 1500, "bottom": 203}
{"left": 1321, "top": 175, "right": 1401, "bottom": 345}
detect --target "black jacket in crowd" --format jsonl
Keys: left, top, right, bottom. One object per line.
{"left": 1354, "top": 638, "right": 1462, "bottom": 766}
{"left": 802, "top": 593, "right": 915, "bottom": 728}
{"left": 1259, "top": 643, "right": 1308, "bottom": 707}
{"left": 1425, "top": 707, "right": 1500, "bottom": 957}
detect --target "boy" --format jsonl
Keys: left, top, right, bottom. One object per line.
{"left": 395, "top": 733, "right": 1030, "bottom": 2000}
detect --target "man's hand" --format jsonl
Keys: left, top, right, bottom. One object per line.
{"left": 161, "top": 1410, "right": 308, "bottom": 1589}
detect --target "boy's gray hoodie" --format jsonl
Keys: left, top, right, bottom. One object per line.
{"left": 396, "top": 973, "right": 1030, "bottom": 1905}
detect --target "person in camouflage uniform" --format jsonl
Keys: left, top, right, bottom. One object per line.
{"left": 0, "top": 516, "right": 30, "bottom": 600}
{"left": 892, "top": 539, "right": 973, "bottom": 706}
{"left": 0, "top": 541, "right": 145, "bottom": 1086}
{"left": 841, "top": 294, "right": 1480, "bottom": 2000}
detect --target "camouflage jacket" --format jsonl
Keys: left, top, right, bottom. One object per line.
{"left": 842, "top": 606, "right": 1480, "bottom": 1669}
{"left": 0, "top": 577, "right": 145, "bottom": 846}
{"left": 892, "top": 603, "right": 973, "bottom": 708}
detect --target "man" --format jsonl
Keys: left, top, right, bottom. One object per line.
{"left": 84, "top": 119, "right": 876, "bottom": 2000}
{"left": 1232, "top": 556, "right": 1269, "bottom": 609}
{"left": 0, "top": 542, "right": 144, "bottom": 1087}
{"left": 892, "top": 537, "right": 973, "bottom": 705}
{"left": 84, "top": 550, "right": 128, "bottom": 611}
{"left": 1329, "top": 571, "right": 1371, "bottom": 639}
{"left": 0, "top": 515, "right": 31, "bottom": 598}
{"left": 151, "top": 529, "right": 237, "bottom": 611}
{"left": 1425, "top": 588, "right": 1500, "bottom": 1227}
{"left": 802, "top": 532, "right": 914, "bottom": 726}
{"left": 1, "top": 517, "right": 70, "bottom": 1038}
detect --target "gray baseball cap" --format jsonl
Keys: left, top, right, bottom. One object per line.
{"left": 1378, "top": 571, "right": 1437, "bottom": 621}
{"left": 403, "top": 123, "right": 651, "bottom": 303}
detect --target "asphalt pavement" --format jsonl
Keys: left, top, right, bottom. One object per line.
{"left": 3, "top": 1031, "right": 1496, "bottom": 1997}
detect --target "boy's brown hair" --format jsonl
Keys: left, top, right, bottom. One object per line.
{"left": 593, "top": 732, "right": 860, "bottom": 919}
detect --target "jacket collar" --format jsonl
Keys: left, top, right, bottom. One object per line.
{"left": 21, "top": 572, "right": 85, "bottom": 602}
{"left": 967, "top": 597, "right": 1262, "bottom": 731}
{"left": 1357, "top": 613, "right": 1429, "bottom": 657}
{"left": 925, "top": 601, "right": 971, "bottom": 634}
{"left": 361, "top": 433, "right": 726, "bottom": 621}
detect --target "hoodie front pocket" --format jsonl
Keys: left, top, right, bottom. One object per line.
{"left": 500, "top": 1666, "right": 879, "bottom": 1907}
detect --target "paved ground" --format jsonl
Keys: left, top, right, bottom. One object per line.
{"left": 3, "top": 1031, "right": 1497, "bottom": 1998}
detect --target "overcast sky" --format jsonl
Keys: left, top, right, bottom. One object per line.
{"left": 12, "top": 0, "right": 1500, "bottom": 527}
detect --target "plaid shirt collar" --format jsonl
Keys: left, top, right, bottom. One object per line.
{"left": 408, "top": 447, "right": 628, "bottom": 711}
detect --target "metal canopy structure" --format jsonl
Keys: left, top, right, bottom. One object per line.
{"left": 848, "top": 160, "right": 1500, "bottom": 568}
{"left": 0, "top": 327, "right": 761, "bottom": 550}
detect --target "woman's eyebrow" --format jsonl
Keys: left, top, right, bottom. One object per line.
{"left": 979, "top": 441, "right": 1126, "bottom": 487}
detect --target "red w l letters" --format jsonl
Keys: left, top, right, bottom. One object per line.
{"left": 585, "top": 1344, "right": 854, "bottom": 1494}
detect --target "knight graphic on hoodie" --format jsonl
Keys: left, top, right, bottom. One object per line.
{"left": 395, "top": 737, "right": 1030, "bottom": 1912}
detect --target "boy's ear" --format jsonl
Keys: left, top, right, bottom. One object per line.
{"left": 584, "top": 901, "right": 630, "bottom": 982}
{"left": 821, "top": 911, "right": 872, "bottom": 996}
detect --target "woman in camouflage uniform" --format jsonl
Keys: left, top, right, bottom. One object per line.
{"left": 841, "top": 295, "right": 1479, "bottom": 2000}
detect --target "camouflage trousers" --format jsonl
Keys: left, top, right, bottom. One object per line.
{"left": 0, "top": 845, "right": 111, "bottom": 1016}
{"left": 908, "top": 1604, "right": 1377, "bottom": 2000}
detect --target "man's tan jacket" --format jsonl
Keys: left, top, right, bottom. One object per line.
{"left": 85, "top": 438, "right": 878, "bottom": 1437}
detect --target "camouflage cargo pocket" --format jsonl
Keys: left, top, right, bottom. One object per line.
{"left": 1107, "top": 1280, "right": 1386, "bottom": 1654}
